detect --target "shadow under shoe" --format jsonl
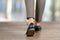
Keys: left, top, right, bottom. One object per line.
{"left": 26, "top": 23, "right": 35, "bottom": 37}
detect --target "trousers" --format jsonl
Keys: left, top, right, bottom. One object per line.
{"left": 25, "top": 0, "right": 46, "bottom": 22}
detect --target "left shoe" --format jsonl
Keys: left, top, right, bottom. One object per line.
{"left": 26, "top": 23, "right": 35, "bottom": 37}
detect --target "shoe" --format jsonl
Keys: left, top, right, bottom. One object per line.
{"left": 34, "top": 26, "right": 41, "bottom": 31}
{"left": 26, "top": 23, "right": 35, "bottom": 37}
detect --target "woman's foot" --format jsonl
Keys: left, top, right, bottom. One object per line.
{"left": 26, "top": 18, "right": 42, "bottom": 36}
{"left": 26, "top": 18, "right": 42, "bottom": 31}
{"left": 26, "top": 18, "right": 35, "bottom": 36}
{"left": 35, "top": 22, "right": 42, "bottom": 31}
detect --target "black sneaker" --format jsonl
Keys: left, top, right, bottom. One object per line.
{"left": 34, "top": 26, "right": 41, "bottom": 31}
{"left": 26, "top": 23, "right": 35, "bottom": 37}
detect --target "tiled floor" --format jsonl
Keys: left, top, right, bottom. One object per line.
{"left": 0, "top": 22, "right": 60, "bottom": 40}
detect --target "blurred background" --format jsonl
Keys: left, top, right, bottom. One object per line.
{"left": 42, "top": 0, "right": 60, "bottom": 22}
{"left": 0, "top": 0, "right": 60, "bottom": 22}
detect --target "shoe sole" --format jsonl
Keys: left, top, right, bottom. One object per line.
{"left": 26, "top": 29, "right": 35, "bottom": 37}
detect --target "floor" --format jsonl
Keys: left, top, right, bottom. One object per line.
{"left": 0, "top": 22, "right": 60, "bottom": 40}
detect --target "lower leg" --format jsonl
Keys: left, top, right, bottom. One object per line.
{"left": 26, "top": 0, "right": 46, "bottom": 26}
{"left": 34, "top": 0, "right": 46, "bottom": 31}
{"left": 25, "top": 0, "right": 35, "bottom": 36}
{"left": 25, "top": 0, "right": 34, "bottom": 18}
{"left": 25, "top": 0, "right": 35, "bottom": 24}
{"left": 35, "top": 0, "right": 46, "bottom": 26}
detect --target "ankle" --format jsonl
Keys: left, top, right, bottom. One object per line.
{"left": 35, "top": 22, "right": 40, "bottom": 26}
{"left": 27, "top": 17, "right": 35, "bottom": 24}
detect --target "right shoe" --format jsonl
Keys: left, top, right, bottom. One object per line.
{"left": 34, "top": 26, "right": 42, "bottom": 31}
{"left": 26, "top": 23, "right": 35, "bottom": 37}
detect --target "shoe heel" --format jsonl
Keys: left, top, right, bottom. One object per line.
{"left": 26, "top": 29, "right": 35, "bottom": 37}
